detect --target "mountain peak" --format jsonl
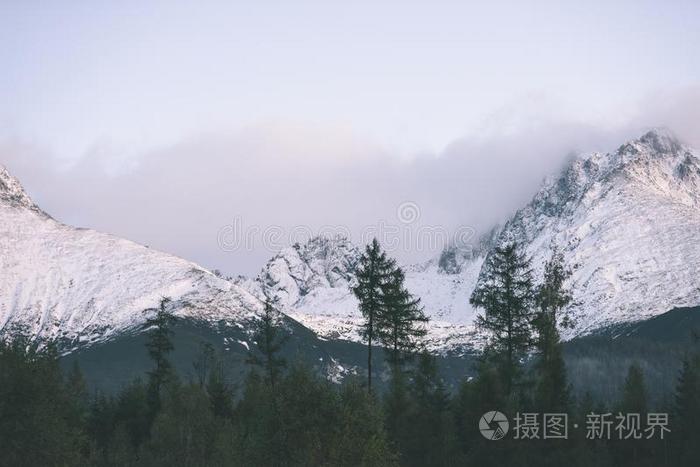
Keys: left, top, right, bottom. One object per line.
{"left": 638, "top": 127, "right": 682, "bottom": 151}
{"left": 0, "top": 165, "right": 38, "bottom": 210}
{"left": 293, "top": 235, "right": 358, "bottom": 261}
{"left": 486, "top": 128, "right": 700, "bottom": 336}
{"left": 251, "top": 235, "right": 361, "bottom": 306}
{"left": 619, "top": 128, "right": 685, "bottom": 157}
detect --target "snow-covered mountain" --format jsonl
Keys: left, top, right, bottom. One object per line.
{"left": 0, "top": 166, "right": 263, "bottom": 349}
{"left": 239, "top": 234, "right": 493, "bottom": 353}
{"left": 489, "top": 128, "right": 700, "bottom": 336}
{"left": 242, "top": 129, "right": 700, "bottom": 350}
{"left": 3, "top": 128, "right": 699, "bottom": 357}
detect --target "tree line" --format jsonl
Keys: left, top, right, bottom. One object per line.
{"left": 1, "top": 239, "right": 700, "bottom": 466}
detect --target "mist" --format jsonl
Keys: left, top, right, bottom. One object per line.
{"left": 2, "top": 88, "right": 699, "bottom": 275}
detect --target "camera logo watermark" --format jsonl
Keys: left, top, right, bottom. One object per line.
{"left": 396, "top": 201, "right": 421, "bottom": 224}
{"left": 479, "top": 411, "right": 670, "bottom": 441}
{"left": 479, "top": 411, "right": 510, "bottom": 441}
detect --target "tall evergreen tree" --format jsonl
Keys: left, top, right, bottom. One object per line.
{"left": 383, "top": 366, "right": 410, "bottom": 461}
{"left": 194, "top": 341, "right": 234, "bottom": 418}
{"left": 113, "top": 380, "right": 153, "bottom": 455}
{"left": 143, "top": 297, "right": 177, "bottom": 415}
{"left": 378, "top": 268, "right": 428, "bottom": 371}
{"left": 66, "top": 360, "right": 89, "bottom": 417}
{"left": 207, "top": 360, "right": 234, "bottom": 419}
{"left": 352, "top": 238, "right": 397, "bottom": 392}
{"left": 470, "top": 241, "right": 535, "bottom": 395}
{"left": 333, "top": 379, "right": 399, "bottom": 466}
{"left": 0, "top": 335, "right": 87, "bottom": 466}
{"left": 535, "top": 247, "right": 574, "bottom": 329}
{"left": 247, "top": 297, "right": 287, "bottom": 388}
{"left": 142, "top": 384, "right": 221, "bottom": 467}
{"left": 533, "top": 247, "right": 572, "bottom": 411}
{"left": 377, "top": 267, "right": 428, "bottom": 457}
{"left": 402, "top": 352, "right": 458, "bottom": 467}
{"left": 673, "top": 354, "right": 700, "bottom": 466}
{"left": 612, "top": 364, "right": 650, "bottom": 467}
{"left": 192, "top": 341, "right": 215, "bottom": 387}
{"left": 378, "top": 267, "right": 429, "bottom": 453}
{"left": 620, "top": 363, "right": 648, "bottom": 415}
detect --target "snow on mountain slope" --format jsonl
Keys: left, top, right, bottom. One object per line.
{"left": 0, "top": 166, "right": 263, "bottom": 349}
{"left": 487, "top": 128, "right": 700, "bottom": 336}
{"left": 4, "top": 129, "right": 697, "bottom": 356}
{"left": 240, "top": 236, "right": 490, "bottom": 353}
{"left": 244, "top": 129, "right": 700, "bottom": 351}
{"left": 238, "top": 236, "right": 363, "bottom": 340}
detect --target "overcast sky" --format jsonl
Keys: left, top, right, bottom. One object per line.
{"left": 1, "top": 1, "right": 700, "bottom": 274}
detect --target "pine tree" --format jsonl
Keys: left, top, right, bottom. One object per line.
{"left": 333, "top": 379, "right": 399, "bottom": 466}
{"left": 378, "top": 267, "right": 428, "bottom": 453}
{"left": 112, "top": 379, "right": 153, "bottom": 455}
{"left": 66, "top": 360, "right": 89, "bottom": 414}
{"left": 383, "top": 366, "right": 410, "bottom": 460}
{"left": 207, "top": 359, "right": 234, "bottom": 419}
{"left": 143, "top": 297, "right": 177, "bottom": 415}
{"left": 533, "top": 247, "right": 572, "bottom": 411}
{"left": 142, "top": 384, "right": 220, "bottom": 467}
{"left": 234, "top": 372, "right": 282, "bottom": 466}
{"left": 612, "top": 364, "right": 650, "bottom": 467}
{"left": 192, "top": 341, "right": 215, "bottom": 387}
{"left": 352, "top": 238, "right": 397, "bottom": 392}
{"left": 193, "top": 341, "right": 234, "bottom": 418}
{"left": 403, "top": 352, "right": 457, "bottom": 467}
{"left": 0, "top": 335, "right": 87, "bottom": 466}
{"left": 453, "top": 361, "right": 507, "bottom": 463}
{"left": 673, "top": 354, "right": 700, "bottom": 466}
{"left": 620, "top": 363, "right": 648, "bottom": 415}
{"left": 470, "top": 242, "right": 535, "bottom": 395}
{"left": 247, "top": 297, "right": 287, "bottom": 388}
{"left": 378, "top": 267, "right": 428, "bottom": 371}
{"left": 535, "top": 247, "right": 574, "bottom": 329}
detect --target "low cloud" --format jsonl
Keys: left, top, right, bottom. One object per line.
{"left": 2, "top": 88, "right": 700, "bottom": 275}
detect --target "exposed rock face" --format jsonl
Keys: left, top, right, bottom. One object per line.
{"left": 486, "top": 129, "right": 700, "bottom": 336}
{"left": 244, "top": 129, "right": 700, "bottom": 349}
{"left": 3, "top": 129, "right": 700, "bottom": 355}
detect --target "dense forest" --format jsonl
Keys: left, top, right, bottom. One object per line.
{"left": 1, "top": 241, "right": 700, "bottom": 467}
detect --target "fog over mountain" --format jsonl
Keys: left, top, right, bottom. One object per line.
{"left": 4, "top": 127, "right": 700, "bottom": 355}
{"left": 2, "top": 2, "right": 699, "bottom": 275}
{"left": 3, "top": 90, "right": 700, "bottom": 275}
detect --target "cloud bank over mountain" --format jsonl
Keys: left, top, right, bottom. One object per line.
{"left": 1, "top": 88, "right": 699, "bottom": 275}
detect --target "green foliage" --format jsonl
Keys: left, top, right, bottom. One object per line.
{"left": 533, "top": 247, "right": 572, "bottom": 412}
{"left": 333, "top": 379, "right": 399, "bottom": 467}
{"left": 470, "top": 242, "right": 536, "bottom": 395}
{"left": 377, "top": 268, "right": 428, "bottom": 369}
{"left": 207, "top": 360, "right": 235, "bottom": 419}
{"left": 672, "top": 354, "right": 700, "bottom": 465}
{"left": 3, "top": 325, "right": 700, "bottom": 466}
{"left": 247, "top": 297, "right": 287, "bottom": 388}
{"left": 224, "top": 365, "right": 398, "bottom": 467}
{"left": 0, "top": 335, "right": 87, "bottom": 467}
{"left": 620, "top": 363, "right": 648, "bottom": 415}
{"left": 354, "top": 238, "right": 429, "bottom": 395}
{"left": 397, "top": 353, "right": 462, "bottom": 467}
{"left": 534, "top": 246, "right": 573, "bottom": 329}
{"left": 5, "top": 275, "right": 700, "bottom": 466}
{"left": 144, "top": 297, "right": 178, "bottom": 415}
{"left": 141, "top": 384, "right": 223, "bottom": 467}
{"left": 353, "top": 238, "right": 399, "bottom": 392}
{"left": 610, "top": 364, "right": 660, "bottom": 467}
{"left": 192, "top": 341, "right": 215, "bottom": 387}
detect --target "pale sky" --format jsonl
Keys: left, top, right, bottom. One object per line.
{"left": 1, "top": 1, "right": 700, "bottom": 274}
